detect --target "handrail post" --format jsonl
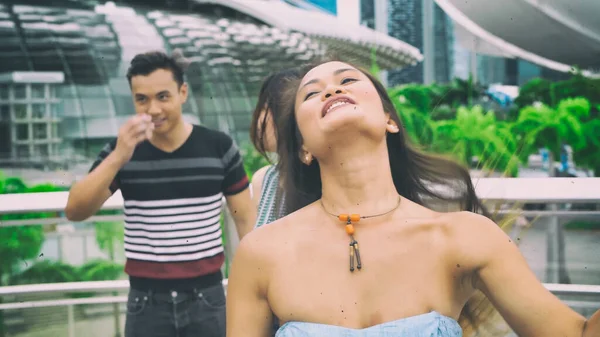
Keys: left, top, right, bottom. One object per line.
{"left": 545, "top": 203, "right": 571, "bottom": 284}
{"left": 67, "top": 304, "right": 75, "bottom": 337}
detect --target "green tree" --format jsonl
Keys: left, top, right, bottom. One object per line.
{"left": 94, "top": 222, "right": 125, "bottom": 337}
{"left": 95, "top": 221, "right": 124, "bottom": 262}
{"left": 240, "top": 142, "right": 269, "bottom": 180}
{"left": 387, "top": 91, "right": 435, "bottom": 147}
{"left": 512, "top": 97, "right": 589, "bottom": 162}
{"left": 430, "top": 106, "right": 520, "bottom": 176}
{"left": 576, "top": 116, "right": 600, "bottom": 176}
{"left": 78, "top": 259, "right": 123, "bottom": 282}
{"left": 8, "top": 260, "right": 79, "bottom": 285}
{"left": 0, "top": 174, "right": 65, "bottom": 337}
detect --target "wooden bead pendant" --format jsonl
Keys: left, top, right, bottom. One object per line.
{"left": 339, "top": 215, "right": 362, "bottom": 272}
{"left": 321, "top": 197, "right": 401, "bottom": 274}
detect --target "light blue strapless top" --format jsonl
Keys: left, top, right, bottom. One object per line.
{"left": 275, "top": 311, "right": 462, "bottom": 337}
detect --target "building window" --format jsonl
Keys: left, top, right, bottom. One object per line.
{"left": 31, "top": 84, "right": 46, "bottom": 99}
{"left": 0, "top": 105, "right": 9, "bottom": 121}
{"left": 50, "top": 103, "right": 61, "bottom": 118}
{"left": 16, "top": 145, "right": 29, "bottom": 158}
{"left": 32, "top": 104, "right": 47, "bottom": 119}
{"left": 33, "top": 123, "right": 48, "bottom": 139}
{"left": 14, "top": 104, "right": 28, "bottom": 120}
{"left": 16, "top": 124, "right": 29, "bottom": 141}
{"left": 14, "top": 85, "right": 26, "bottom": 99}
{"left": 51, "top": 124, "right": 59, "bottom": 138}
{"left": 34, "top": 144, "right": 49, "bottom": 158}
{"left": 0, "top": 85, "right": 8, "bottom": 100}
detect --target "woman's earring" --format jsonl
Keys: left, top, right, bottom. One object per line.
{"left": 303, "top": 153, "right": 313, "bottom": 165}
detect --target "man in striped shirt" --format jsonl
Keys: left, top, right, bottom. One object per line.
{"left": 65, "top": 50, "right": 256, "bottom": 337}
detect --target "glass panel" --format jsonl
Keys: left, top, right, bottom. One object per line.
{"left": 16, "top": 144, "right": 29, "bottom": 158}
{"left": 0, "top": 105, "right": 9, "bottom": 121}
{"left": 80, "top": 98, "right": 112, "bottom": 116}
{"left": 33, "top": 123, "right": 47, "bottom": 139}
{"left": 13, "top": 84, "right": 26, "bottom": 99}
{"left": 13, "top": 104, "right": 27, "bottom": 119}
{"left": 49, "top": 85, "right": 57, "bottom": 98}
{"left": 182, "top": 99, "right": 197, "bottom": 114}
{"left": 31, "top": 84, "right": 45, "bottom": 99}
{"left": 34, "top": 144, "right": 49, "bottom": 157}
{"left": 50, "top": 102, "right": 62, "bottom": 118}
{"left": 32, "top": 103, "right": 47, "bottom": 119}
{"left": 15, "top": 124, "right": 29, "bottom": 140}
{"left": 0, "top": 84, "right": 8, "bottom": 100}
{"left": 61, "top": 98, "right": 80, "bottom": 117}
{"left": 112, "top": 95, "right": 134, "bottom": 116}
{"left": 51, "top": 124, "right": 58, "bottom": 138}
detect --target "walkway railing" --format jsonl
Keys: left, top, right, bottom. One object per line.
{"left": 0, "top": 177, "right": 599, "bottom": 337}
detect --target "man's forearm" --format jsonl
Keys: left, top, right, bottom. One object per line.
{"left": 65, "top": 152, "right": 124, "bottom": 221}
{"left": 234, "top": 217, "right": 254, "bottom": 240}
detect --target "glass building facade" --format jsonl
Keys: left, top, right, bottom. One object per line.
{"left": 0, "top": 1, "right": 325, "bottom": 167}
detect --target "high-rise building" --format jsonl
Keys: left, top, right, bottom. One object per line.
{"left": 387, "top": 0, "right": 453, "bottom": 85}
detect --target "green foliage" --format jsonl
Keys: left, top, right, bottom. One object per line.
{"left": 513, "top": 72, "right": 600, "bottom": 175}
{"left": 387, "top": 73, "right": 600, "bottom": 176}
{"left": 369, "top": 47, "right": 381, "bottom": 79}
{"left": 8, "top": 259, "right": 123, "bottom": 284}
{"left": 240, "top": 142, "right": 269, "bottom": 180}
{"left": 0, "top": 173, "right": 68, "bottom": 286}
{"left": 390, "top": 95, "right": 435, "bottom": 147}
{"left": 94, "top": 221, "right": 124, "bottom": 259}
{"left": 512, "top": 97, "right": 590, "bottom": 162}
{"left": 515, "top": 73, "right": 600, "bottom": 112}
{"left": 7, "top": 259, "right": 123, "bottom": 300}
{"left": 78, "top": 259, "right": 123, "bottom": 281}
{"left": 564, "top": 221, "right": 600, "bottom": 231}
{"left": 514, "top": 78, "right": 552, "bottom": 108}
{"left": 8, "top": 260, "right": 79, "bottom": 285}
{"left": 430, "top": 106, "right": 520, "bottom": 176}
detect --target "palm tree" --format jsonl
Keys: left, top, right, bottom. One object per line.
{"left": 512, "top": 97, "right": 589, "bottom": 162}
{"left": 429, "top": 105, "right": 519, "bottom": 176}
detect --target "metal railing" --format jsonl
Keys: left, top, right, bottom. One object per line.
{"left": 0, "top": 177, "right": 599, "bottom": 337}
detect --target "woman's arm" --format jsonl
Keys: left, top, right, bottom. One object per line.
{"left": 226, "top": 233, "right": 274, "bottom": 337}
{"left": 453, "top": 212, "right": 597, "bottom": 337}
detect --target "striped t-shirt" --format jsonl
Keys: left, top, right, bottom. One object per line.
{"left": 90, "top": 124, "right": 249, "bottom": 282}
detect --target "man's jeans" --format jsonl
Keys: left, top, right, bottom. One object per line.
{"left": 124, "top": 284, "right": 226, "bottom": 337}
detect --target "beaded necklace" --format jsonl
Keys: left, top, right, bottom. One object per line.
{"left": 320, "top": 197, "right": 402, "bottom": 272}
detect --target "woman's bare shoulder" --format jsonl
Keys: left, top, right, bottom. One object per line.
{"left": 433, "top": 211, "right": 510, "bottom": 267}
{"left": 237, "top": 209, "right": 306, "bottom": 259}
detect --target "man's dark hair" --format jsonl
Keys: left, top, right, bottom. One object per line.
{"left": 126, "top": 49, "right": 190, "bottom": 87}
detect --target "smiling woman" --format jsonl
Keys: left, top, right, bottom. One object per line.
{"left": 225, "top": 60, "right": 600, "bottom": 337}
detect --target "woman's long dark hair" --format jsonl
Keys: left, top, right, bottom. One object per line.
{"left": 250, "top": 68, "right": 302, "bottom": 162}
{"left": 276, "top": 62, "right": 489, "bottom": 217}
{"left": 275, "top": 60, "right": 506, "bottom": 335}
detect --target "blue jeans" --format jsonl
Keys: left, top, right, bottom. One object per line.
{"left": 124, "top": 284, "right": 226, "bottom": 337}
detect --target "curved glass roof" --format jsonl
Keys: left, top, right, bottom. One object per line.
{"left": 194, "top": 0, "right": 424, "bottom": 69}
{"left": 0, "top": 0, "right": 423, "bottom": 162}
{"left": 0, "top": 1, "right": 328, "bottom": 152}
{"left": 436, "top": 0, "right": 600, "bottom": 76}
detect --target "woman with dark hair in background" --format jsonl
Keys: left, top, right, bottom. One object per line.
{"left": 249, "top": 68, "right": 301, "bottom": 229}
{"left": 226, "top": 60, "right": 600, "bottom": 337}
